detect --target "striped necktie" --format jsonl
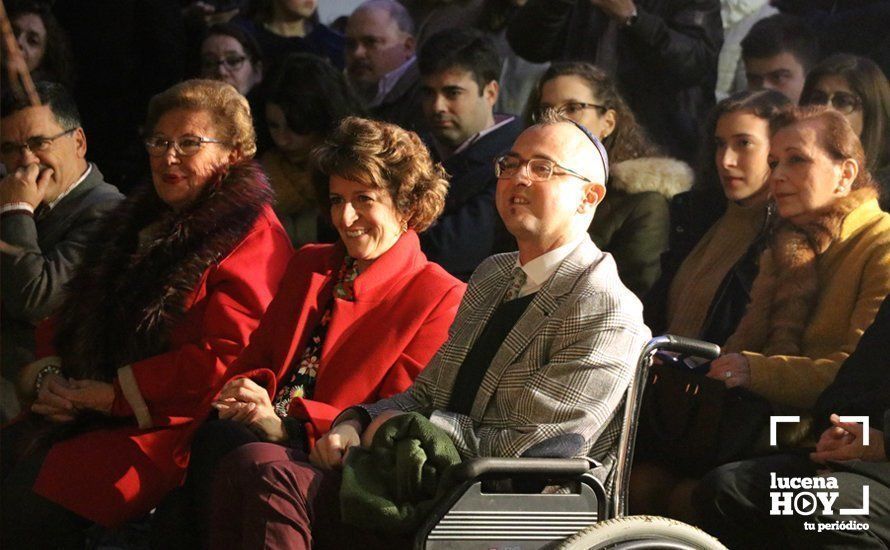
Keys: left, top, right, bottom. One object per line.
{"left": 503, "top": 266, "right": 527, "bottom": 302}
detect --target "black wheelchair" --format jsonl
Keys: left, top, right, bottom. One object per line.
{"left": 413, "top": 335, "right": 728, "bottom": 550}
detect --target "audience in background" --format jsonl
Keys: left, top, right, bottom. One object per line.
{"left": 416, "top": 28, "right": 521, "bottom": 280}
{"left": 0, "top": 83, "right": 123, "bottom": 423}
{"left": 526, "top": 62, "right": 693, "bottom": 297}
{"left": 1, "top": 0, "right": 890, "bottom": 544}
{"left": 345, "top": 0, "right": 424, "bottom": 132}
{"left": 507, "top": 0, "right": 723, "bottom": 163}
{"left": 800, "top": 53, "right": 890, "bottom": 209}
{"left": 740, "top": 13, "right": 820, "bottom": 104}
{"left": 261, "top": 53, "right": 365, "bottom": 246}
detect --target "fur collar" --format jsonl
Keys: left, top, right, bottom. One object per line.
{"left": 54, "top": 161, "right": 274, "bottom": 381}
{"left": 725, "top": 187, "right": 879, "bottom": 355}
{"left": 608, "top": 157, "right": 694, "bottom": 199}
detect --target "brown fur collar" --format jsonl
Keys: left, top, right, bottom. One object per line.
{"left": 725, "top": 187, "right": 879, "bottom": 355}
{"left": 54, "top": 161, "right": 274, "bottom": 381}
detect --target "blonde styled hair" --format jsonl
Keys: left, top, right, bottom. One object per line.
{"left": 145, "top": 79, "right": 257, "bottom": 158}
{"left": 312, "top": 117, "right": 449, "bottom": 232}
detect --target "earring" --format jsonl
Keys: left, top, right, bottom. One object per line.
{"left": 400, "top": 221, "right": 408, "bottom": 234}
{"left": 837, "top": 185, "right": 847, "bottom": 193}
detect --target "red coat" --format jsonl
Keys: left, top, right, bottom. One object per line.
{"left": 233, "top": 230, "right": 465, "bottom": 443}
{"left": 31, "top": 206, "right": 292, "bottom": 527}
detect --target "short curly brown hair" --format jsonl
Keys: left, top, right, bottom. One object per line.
{"left": 145, "top": 79, "right": 257, "bottom": 159}
{"left": 312, "top": 117, "right": 449, "bottom": 232}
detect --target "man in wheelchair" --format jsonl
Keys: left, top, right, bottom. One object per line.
{"left": 207, "top": 111, "right": 650, "bottom": 549}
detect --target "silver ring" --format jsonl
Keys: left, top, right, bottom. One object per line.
{"left": 725, "top": 371, "right": 733, "bottom": 379}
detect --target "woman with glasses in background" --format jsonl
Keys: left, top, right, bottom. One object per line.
{"left": 524, "top": 62, "right": 693, "bottom": 297}
{"left": 199, "top": 23, "right": 272, "bottom": 154}
{"left": 800, "top": 53, "right": 890, "bottom": 209}
{"left": 0, "top": 79, "right": 292, "bottom": 547}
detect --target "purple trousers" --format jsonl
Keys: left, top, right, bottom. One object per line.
{"left": 209, "top": 442, "right": 410, "bottom": 549}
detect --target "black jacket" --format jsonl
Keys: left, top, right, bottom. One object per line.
{"left": 507, "top": 0, "right": 722, "bottom": 162}
{"left": 644, "top": 189, "right": 772, "bottom": 345}
{"left": 421, "top": 117, "right": 523, "bottom": 281}
{"left": 812, "top": 294, "right": 890, "bottom": 485}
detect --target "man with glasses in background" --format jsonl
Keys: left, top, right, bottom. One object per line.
{"left": 0, "top": 82, "right": 123, "bottom": 422}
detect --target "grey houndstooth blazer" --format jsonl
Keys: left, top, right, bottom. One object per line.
{"left": 359, "top": 235, "right": 650, "bottom": 466}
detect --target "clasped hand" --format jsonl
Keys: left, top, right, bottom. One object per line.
{"left": 810, "top": 413, "right": 886, "bottom": 465}
{"left": 213, "top": 377, "right": 287, "bottom": 443}
{"left": 32, "top": 375, "right": 114, "bottom": 422}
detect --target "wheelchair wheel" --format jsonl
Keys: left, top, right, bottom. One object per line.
{"left": 559, "top": 515, "right": 726, "bottom": 550}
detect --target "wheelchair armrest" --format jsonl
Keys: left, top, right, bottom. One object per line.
{"left": 646, "top": 334, "right": 721, "bottom": 360}
{"left": 444, "top": 457, "right": 598, "bottom": 483}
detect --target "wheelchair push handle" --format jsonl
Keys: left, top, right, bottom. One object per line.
{"left": 644, "top": 334, "right": 721, "bottom": 361}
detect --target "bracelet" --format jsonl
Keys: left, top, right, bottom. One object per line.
{"left": 35, "top": 365, "right": 63, "bottom": 394}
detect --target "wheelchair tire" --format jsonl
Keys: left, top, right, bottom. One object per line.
{"left": 558, "top": 515, "right": 727, "bottom": 550}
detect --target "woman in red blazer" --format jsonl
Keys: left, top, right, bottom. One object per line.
{"left": 0, "top": 80, "right": 292, "bottom": 547}
{"left": 156, "top": 116, "right": 465, "bottom": 545}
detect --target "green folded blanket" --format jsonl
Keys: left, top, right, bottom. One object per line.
{"left": 340, "top": 412, "right": 462, "bottom": 534}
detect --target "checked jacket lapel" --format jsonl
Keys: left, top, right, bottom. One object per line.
{"left": 468, "top": 238, "right": 598, "bottom": 420}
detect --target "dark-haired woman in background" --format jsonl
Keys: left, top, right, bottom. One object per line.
{"left": 261, "top": 53, "right": 365, "bottom": 246}
{"left": 199, "top": 23, "right": 272, "bottom": 154}
{"left": 800, "top": 53, "right": 890, "bottom": 209}
{"left": 645, "top": 89, "right": 791, "bottom": 346}
{"left": 4, "top": 0, "right": 75, "bottom": 88}
{"left": 525, "top": 62, "right": 693, "bottom": 297}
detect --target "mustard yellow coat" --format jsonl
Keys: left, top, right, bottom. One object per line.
{"left": 742, "top": 198, "right": 890, "bottom": 408}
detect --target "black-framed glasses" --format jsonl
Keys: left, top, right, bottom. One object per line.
{"left": 803, "top": 91, "right": 862, "bottom": 115}
{"left": 200, "top": 55, "right": 248, "bottom": 72}
{"left": 494, "top": 154, "right": 591, "bottom": 183}
{"left": 0, "top": 128, "right": 76, "bottom": 156}
{"left": 144, "top": 135, "right": 226, "bottom": 157}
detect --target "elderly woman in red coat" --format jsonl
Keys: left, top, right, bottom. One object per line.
{"left": 156, "top": 116, "right": 466, "bottom": 546}
{"left": 0, "top": 79, "right": 292, "bottom": 547}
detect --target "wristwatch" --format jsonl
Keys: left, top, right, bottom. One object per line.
{"left": 623, "top": 7, "right": 639, "bottom": 27}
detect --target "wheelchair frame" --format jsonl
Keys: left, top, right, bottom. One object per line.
{"left": 414, "top": 335, "right": 722, "bottom": 549}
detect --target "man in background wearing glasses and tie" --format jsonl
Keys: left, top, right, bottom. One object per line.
{"left": 0, "top": 81, "right": 123, "bottom": 422}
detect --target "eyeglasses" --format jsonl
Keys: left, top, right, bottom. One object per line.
{"left": 537, "top": 102, "right": 608, "bottom": 121}
{"left": 144, "top": 135, "right": 226, "bottom": 157}
{"left": 494, "top": 155, "right": 592, "bottom": 183}
{"left": 803, "top": 91, "right": 862, "bottom": 115}
{"left": 0, "top": 128, "right": 76, "bottom": 156}
{"left": 200, "top": 56, "right": 248, "bottom": 72}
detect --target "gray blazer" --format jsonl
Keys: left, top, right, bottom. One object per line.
{"left": 1, "top": 164, "right": 123, "bottom": 376}
{"left": 360, "top": 236, "right": 651, "bottom": 467}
